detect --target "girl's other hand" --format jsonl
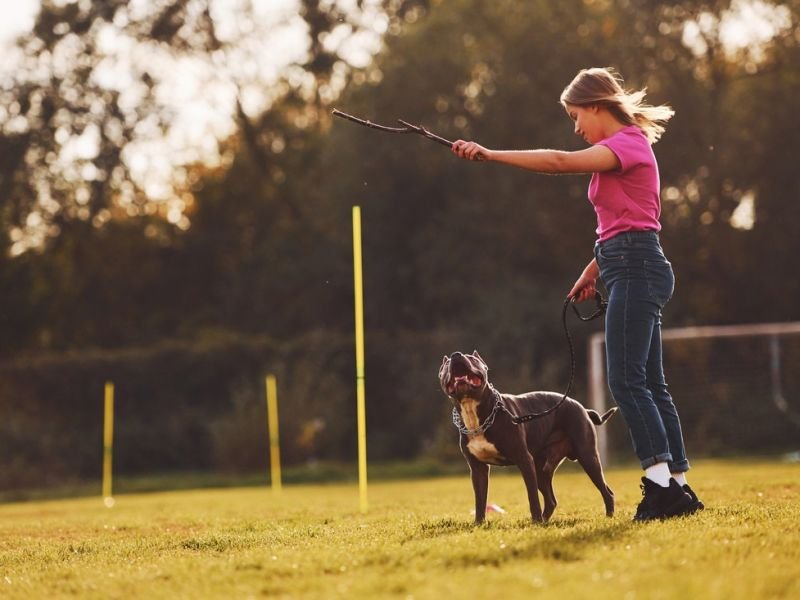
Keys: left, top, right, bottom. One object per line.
{"left": 452, "top": 140, "right": 489, "bottom": 161}
{"left": 568, "top": 274, "right": 597, "bottom": 303}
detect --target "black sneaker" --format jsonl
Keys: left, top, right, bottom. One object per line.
{"left": 683, "top": 484, "right": 705, "bottom": 512}
{"left": 633, "top": 477, "right": 693, "bottom": 522}
{"left": 633, "top": 478, "right": 661, "bottom": 521}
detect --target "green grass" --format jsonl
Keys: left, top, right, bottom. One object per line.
{"left": 1, "top": 459, "right": 798, "bottom": 599}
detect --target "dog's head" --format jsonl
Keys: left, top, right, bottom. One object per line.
{"left": 439, "top": 350, "right": 489, "bottom": 402}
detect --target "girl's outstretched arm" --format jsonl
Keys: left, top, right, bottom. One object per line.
{"left": 452, "top": 140, "right": 620, "bottom": 174}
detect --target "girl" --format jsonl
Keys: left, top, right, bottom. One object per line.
{"left": 452, "top": 67, "right": 703, "bottom": 521}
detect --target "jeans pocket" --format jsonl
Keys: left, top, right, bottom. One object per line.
{"left": 644, "top": 259, "right": 674, "bottom": 307}
{"left": 597, "top": 245, "right": 625, "bottom": 262}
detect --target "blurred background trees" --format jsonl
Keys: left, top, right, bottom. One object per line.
{"left": 1, "top": 0, "right": 798, "bottom": 488}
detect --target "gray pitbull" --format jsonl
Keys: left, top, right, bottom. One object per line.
{"left": 439, "top": 350, "right": 617, "bottom": 523}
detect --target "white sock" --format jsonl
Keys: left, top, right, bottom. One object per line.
{"left": 644, "top": 462, "right": 671, "bottom": 487}
{"left": 672, "top": 472, "right": 687, "bottom": 486}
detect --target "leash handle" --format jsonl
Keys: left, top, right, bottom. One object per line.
{"left": 561, "top": 290, "right": 608, "bottom": 402}
{"left": 562, "top": 290, "right": 607, "bottom": 398}
{"left": 569, "top": 290, "right": 608, "bottom": 321}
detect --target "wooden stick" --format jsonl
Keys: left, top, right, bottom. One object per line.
{"left": 332, "top": 109, "right": 454, "bottom": 148}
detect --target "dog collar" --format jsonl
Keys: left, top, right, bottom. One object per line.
{"left": 451, "top": 391, "right": 504, "bottom": 436}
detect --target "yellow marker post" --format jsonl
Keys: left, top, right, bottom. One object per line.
{"left": 353, "top": 205, "right": 368, "bottom": 513}
{"left": 265, "top": 374, "right": 282, "bottom": 493}
{"left": 102, "top": 381, "right": 115, "bottom": 508}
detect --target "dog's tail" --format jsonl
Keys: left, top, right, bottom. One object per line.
{"left": 588, "top": 407, "right": 618, "bottom": 426}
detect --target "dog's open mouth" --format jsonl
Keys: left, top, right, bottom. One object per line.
{"left": 446, "top": 362, "right": 483, "bottom": 394}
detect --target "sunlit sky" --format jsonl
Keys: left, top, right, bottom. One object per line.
{"left": 2, "top": 0, "right": 790, "bottom": 47}
{"left": 0, "top": 0, "right": 38, "bottom": 46}
{"left": 0, "top": 0, "right": 790, "bottom": 145}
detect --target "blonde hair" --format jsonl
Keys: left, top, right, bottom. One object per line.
{"left": 560, "top": 67, "right": 674, "bottom": 144}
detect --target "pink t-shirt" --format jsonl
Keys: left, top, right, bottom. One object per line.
{"left": 589, "top": 125, "right": 661, "bottom": 242}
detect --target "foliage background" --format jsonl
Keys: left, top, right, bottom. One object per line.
{"left": 1, "top": 0, "right": 799, "bottom": 489}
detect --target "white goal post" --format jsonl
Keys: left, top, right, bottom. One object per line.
{"left": 587, "top": 321, "right": 800, "bottom": 465}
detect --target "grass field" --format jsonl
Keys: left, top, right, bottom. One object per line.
{"left": 1, "top": 459, "right": 798, "bottom": 599}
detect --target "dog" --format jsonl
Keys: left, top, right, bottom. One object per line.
{"left": 439, "top": 350, "right": 617, "bottom": 523}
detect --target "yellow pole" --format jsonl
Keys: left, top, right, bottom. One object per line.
{"left": 353, "top": 205, "right": 368, "bottom": 513}
{"left": 265, "top": 374, "right": 282, "bottom": 493}
{"left": 102, "top": 381, "right": 115, "bottom": 508}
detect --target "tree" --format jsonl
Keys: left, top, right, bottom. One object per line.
{"left": 0, "top": 0, "right": 429, "bottom": 352}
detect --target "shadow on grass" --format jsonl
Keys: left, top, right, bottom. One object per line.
{"left": 403, "top": 516, "right": 635, "bottom": 566}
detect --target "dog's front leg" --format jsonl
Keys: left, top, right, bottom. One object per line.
{"left": 518, "top": 455, "right": 544, "bottom": 523}
{"left": 468, "top": 459, "right": 490, "bottom": 524}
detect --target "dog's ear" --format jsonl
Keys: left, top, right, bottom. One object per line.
{"left": 472, "top": 350, "right": 486, "bottom": 365}
{"left": 438, "top": 355, "right": 449, "bottom": 378}
{"left": 439, "top": 354, "right": 450, "bottom": 382}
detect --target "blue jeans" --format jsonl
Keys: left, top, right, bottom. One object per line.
{"left": 594, "top": 231, "right": 690, "bottom": 472}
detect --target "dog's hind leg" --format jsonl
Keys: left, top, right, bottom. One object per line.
{"left": 517, "top": 454, "right": 544, "bottom": 523}
{"left": 468, "top": 459, "right": 490, "bottom": 524}
{"left": 576, "top": 450, "right": 615, "bottom": 517}
{"left": 535, "top": 457, "right": 558, "bottom": 522}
